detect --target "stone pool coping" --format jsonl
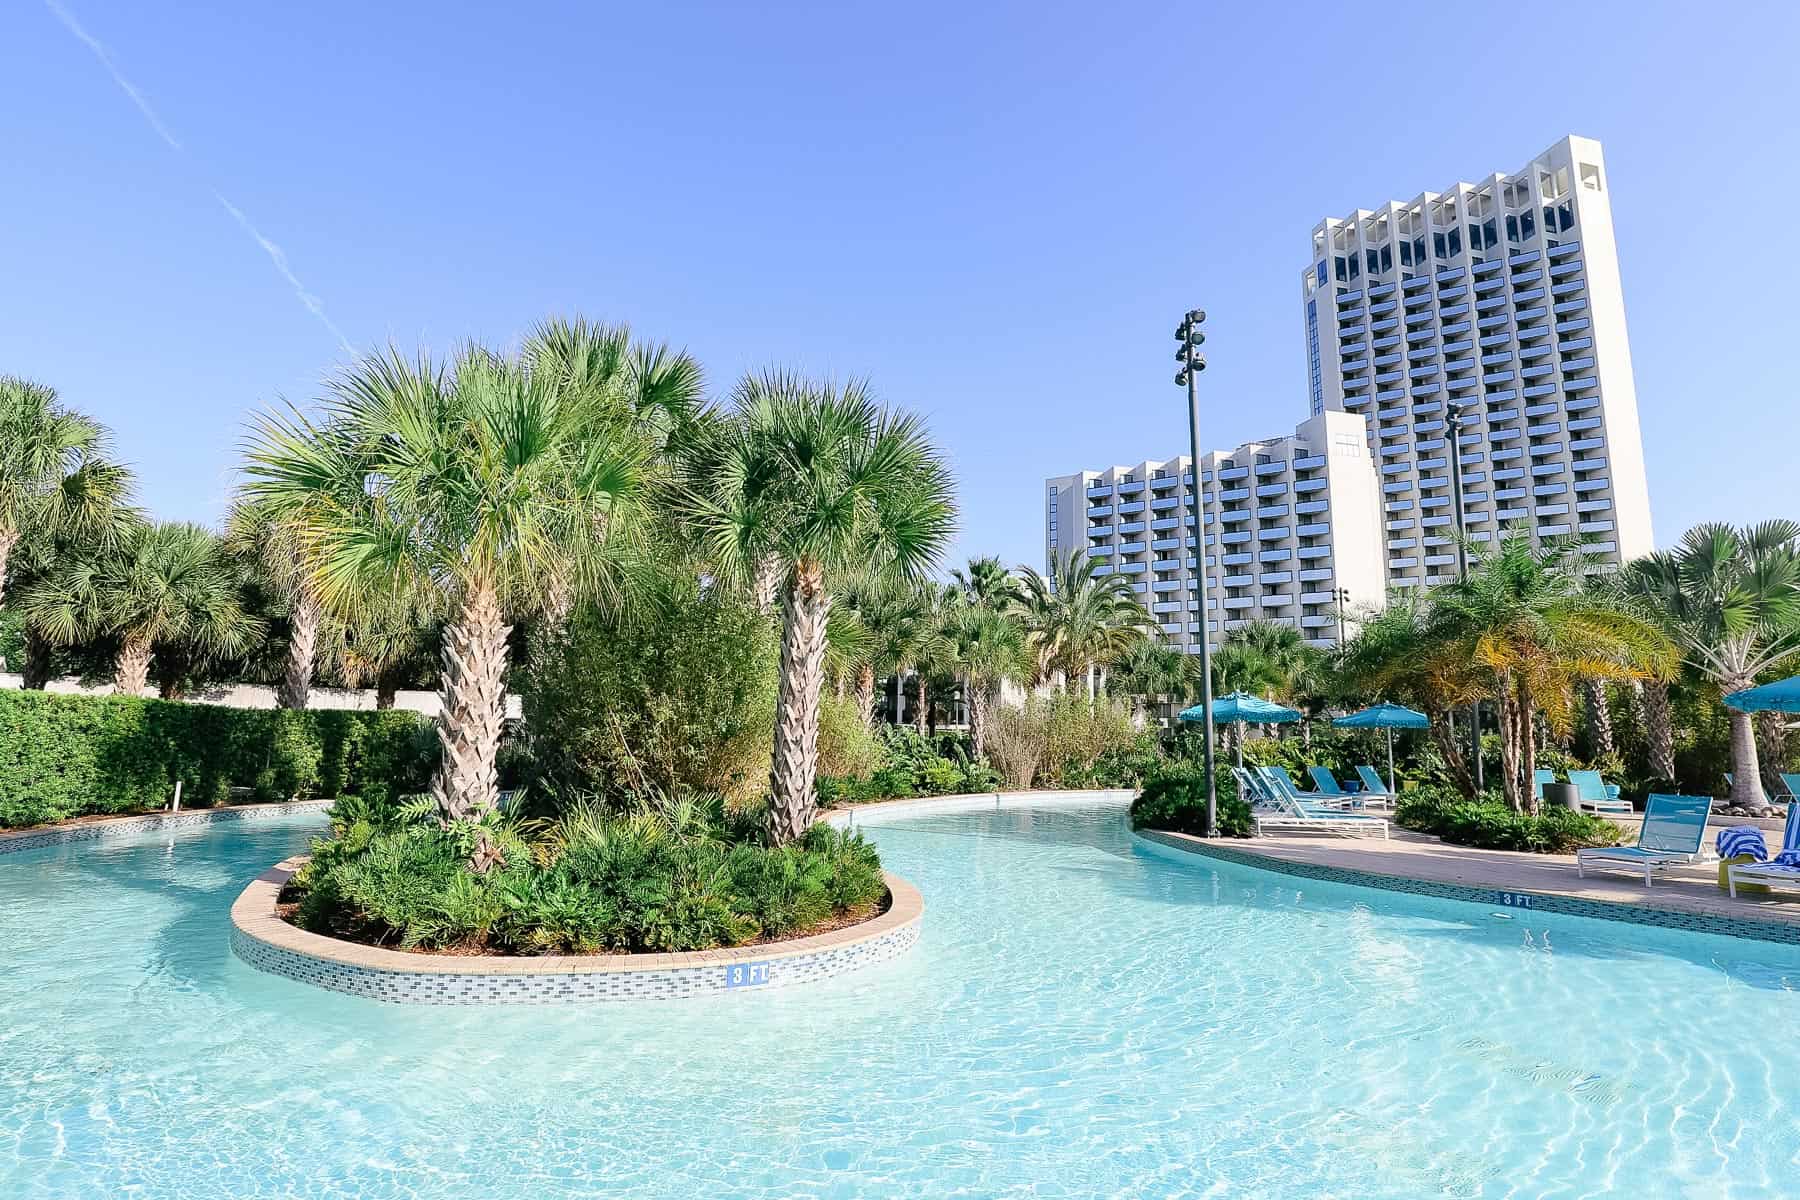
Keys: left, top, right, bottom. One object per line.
{"left": 0, "top": 798, "right": 332, "bottom": 857}
{"left": 230, "top": 857, "right": 923, "bottom": 1004}
{"left": 1135, "top": 828, "right": 1800, "bottom": 947}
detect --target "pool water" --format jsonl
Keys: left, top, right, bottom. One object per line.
{"left": 5, "top": 795, "right": 1800, "bottom": 1199}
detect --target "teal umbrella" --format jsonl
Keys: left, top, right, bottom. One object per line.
{"left": 1333, "top": 701, "right": 1430, "bottom": 793}
{"left": 1179, "top": 691, "right": 1302, "bottom": 768}
{"left": 1724, "top": 676, "right": 1800, "bottom": 714}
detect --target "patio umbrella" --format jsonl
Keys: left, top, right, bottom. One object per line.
{"left": 1332, "top": 701, "right": 1430, "bottom": 793}
{"left": 1178, "top": 691, "right": 1302, "bottom": 768}
{"left": 1724, "top": 676, "right": 1800, "bottom": 714}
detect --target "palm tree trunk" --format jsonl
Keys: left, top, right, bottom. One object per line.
{"left": 116, "top": 632, "right": 153, "bottom": 697}
{"left": 1495, "top": 678, "right": 1524, "bottom": 812}
{"left": 1520, "top": 682, "right": 1540, "bottom": 815}
{"left": 430, "top": 578, "right": 513, "bottom": 842}
{"left": 278, "top": 592, "right": 321, "bottom": 710}
{"left": 376, "top": 671, "right": 399, "bottom": 711}
{"left": 1641, "top": 679, "right": 1676, "bottom": 781}
{"left": 1717, "top": 667, "right": 1766, "bottom": 808}
{"left": 1756, "top": 710, "right": 1788, "bottom": 796}
{"left": 914, "top": 675, "right": 928, "bottom": 733}
{"left": 0, "top": 525, "right": 15, "bottom": 614}
{"left": 770, "top": 558, "right": 830, "bottom": 845}
{"left": 968, "top": 683, "right": 991, "bottom": 758}
{"left": 854, "top": 663, "right": 877, "bottom": 729}
{"left": 1584, "top": 678, "right": 1614, "bottom": 761}
{"left": 752, "top": 555, "right": 785, "bottom": 615}
{"left": 21, "top": 629, "right": 53, "bottom": 690}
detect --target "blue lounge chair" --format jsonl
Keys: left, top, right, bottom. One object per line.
{"left": 1309, "top": 765, "right": 1390, "bottom": 810}
{"left": 1728, "top": 803, "right": 1800, "bottom": 898}
{"left": 1575, "top": 794, "right": 1712, "bottom": 886}
{"left": 1236, "top": 767, "right": 1389, "bottom": 838}
{"left": 1354, "top": 765, "right": 1396, "bottom": 801}
{"left": 1533, "top": 769, "right": 1558, "bottom": 803}
{"left": 1567, "top": 769, "right": 1633, "bottom": 815}
{"left": 1784, "top": 774, "right": 1800, "bottom": 803}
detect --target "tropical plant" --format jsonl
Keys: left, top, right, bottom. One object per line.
{"left": 1211, "top": 620, "right": 1316, "bottom": 702}
{"left": 949, "top": 554, "right": 1019, "bottom": 611}
{"left": 1616, "top": 521, "right": 1800, "bottom": 807}
{"left": 935, "top": 603, "right": 1027, "bottom": 756}
{"left": 1014, "top": 550, "right": 1152, "bottom": 692}
{"left": 1108, "top": 638, "right": 1193, "bottom": 705}
{"left": 0, "top": 377, "right": 114, "bottom": 613}
{"left": 683, "top": 371, "right": 956, "bottom": 844}
{"left": 20, "top": 520, "right": 260, "bottom": 696}
{"left": 838, "top": 574, "right": 934, "bottom": 727}
{"left": 242, "top": 345, "right": 648, "bottom": 857}
{"left": 1427, "top": 535, "right": 1675, "bottom": 812}
{"left": 226, "top": 501, "right": 332, "bottom": 709}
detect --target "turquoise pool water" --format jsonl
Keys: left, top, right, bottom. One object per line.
{"left": 5, "top": 795, "right": 1800, "bottom": 1198}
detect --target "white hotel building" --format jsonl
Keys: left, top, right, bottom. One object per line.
{"left": 1044, "top": 135, "right": 1656, "bottom": 652}
{"left": 1044, "top": 410, "right": 1386, "bottom": 653}
{"left": 1302, "top": 134, "right": 1654, "bottom": 586}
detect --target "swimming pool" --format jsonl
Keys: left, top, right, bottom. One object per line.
{"left": 5, "top": 794, "right": 1799, "bottom": 1198}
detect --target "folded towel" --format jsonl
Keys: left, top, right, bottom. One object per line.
{"left": 1717, "top": 826, "right": 1769, "bottom": 862}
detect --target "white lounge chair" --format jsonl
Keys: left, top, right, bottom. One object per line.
{"left": 1728, "top": 803, "right": 1800, "bottom": 899}
{"left": 1240, "top": 767, "right": 1389, "bottom": 839}
{"left": 1575, "top": 793, "right": 1712, "bottom": 886}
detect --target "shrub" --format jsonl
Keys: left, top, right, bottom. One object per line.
{"left": 0, "top": 689, "right": 435, "bottom": 829}
{"left": 815, "top": 693, "right": 886, "bottom": 781}
{"left": 1039, "top": 694, "right": 1140, "bottom": 786}
{"left": 520, "top": 567, "right": 779, "bottom": 805}
{"left": 1128, "top": 761, "right": 1249, "bottom": 837}
{"left": 1395, "top": 786, "right": 1624, "bottom": 853}
{"left": 289, "top": 792, "right": 887, "bottom": 954}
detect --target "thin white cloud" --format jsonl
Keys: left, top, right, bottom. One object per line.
{"left": 44, "top": 0, "right": 353, "bottom": 355}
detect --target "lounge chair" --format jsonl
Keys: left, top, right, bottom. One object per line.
{"left": 1354, "top": 765, "right": 1397, "bottom": 803}
{"left": 1243, "top": 767, "right": 1389, "bottom": 838}
{"left": 1575, "top": 794, "right": 1712, "bottom": 886}
{"left": 1308, "top": 765, "right": 1390, "bottom": 811}
{"left": 1533, "top": 768, "right": 1558, "bottom": 803}
{"left": 1728, "top": 803, "right": 1800, "bottom": 899}
{"left": 1567, "top": 769, "right": 1633, "bottom": 815}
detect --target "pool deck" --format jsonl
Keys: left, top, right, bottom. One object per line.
{"left": 1146, "top": 828, "right": 1800, "bottom": 934}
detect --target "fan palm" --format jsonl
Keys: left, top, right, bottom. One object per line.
{"left": 1014, "top": 550, "right": 1152, "bottom": 692}
{"left": 1616, "top": 521, "right": 1800, "bottom": 807}
{"left": 950, "top": 555, "right": 1019, "bottom": 611}
{"left": 684, "top": 371, "right": 955, "bottom": 843}
{"left": 242, "top": 345, "right": 647, "bottom": 846}
{"left": 20, "top": 520, "right": 259, "bottom": 696}
{"left": 226, "top": 500, "right": 331, "bottom": 710}
{"left": 1429, "top": 535, "right": 1676, "bottom": 811}
{"left": 840, "top": 575, "right": 934, "bottom": 727}
{"left": 0, "top": 377, "right": 117, "bottom": 613}
{"left": 935, "top": 604, "right": 1027, "bottom": 756}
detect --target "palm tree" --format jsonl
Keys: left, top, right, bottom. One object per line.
{"left": 1014, "top": 550, "right": 1152, "bottom": 693}
{"left": 1109, "top": 637, "right": 1193, "bottom": 715}
{"left": 243, "top": 345, "right": 647, "bottom": 851}
{"left": 1429, "top": 535, "right": 1676, "bottom": 812}
{"left": 1617, "top": 522, "right": 1800, "bottom": 807}
{"left": 1335, "top": 590, "right": 1486, "bottom": 798}
{"left": 840, "top": 575, "right": 935, "bottom": 726}
{"left": 950, "top": 555, "right": 1019, "bottom": 611}
{"left": 0, "top": 377, "right": 116, "bottom": 615}
{"left": 684, "top": 371, "right": 955, "bottom": 844}
{"left": 21, "top": 520, "right": 259, "bottom": 696}
{"left": 226, "top": 500, "right": 331, "bottom": 710}
{"left": 330, "top": 582, "right": 440, "bottom": 709}
{"left": 935, "top": 604, "right": 1027, "bottom": 757}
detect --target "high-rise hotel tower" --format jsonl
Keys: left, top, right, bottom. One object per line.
{"left": 1301, "top": 135, "right": 1653, "bottom": 588}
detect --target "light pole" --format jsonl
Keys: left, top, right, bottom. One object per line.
{"left": 1445, "top": 399, "right": 1483, "bottom": 790}
{"left": 1333, "top": 586, "right": 1350, "bottom": 646}
{"left": 1176, "top": 309, "right": 1218, "bottom": 833}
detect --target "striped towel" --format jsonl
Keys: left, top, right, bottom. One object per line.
{"left": 1717, "top": 826, "right": 1769, "bottom": 862}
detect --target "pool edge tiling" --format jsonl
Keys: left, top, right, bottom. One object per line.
{"left": 0, "top": 798, "right": 333, "bottom": 857}
{"left": 230, "top": 858, "right": 924, "bottom": 1005}
{"left": 1136, "top": 829, "right": 1800, "bottom": 946}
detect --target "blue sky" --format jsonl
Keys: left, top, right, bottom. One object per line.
{"left": 3, "top": 1, "right": 1796, "bottom": 573}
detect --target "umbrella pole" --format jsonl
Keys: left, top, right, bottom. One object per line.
{"left": 1386, "top": 727, "right": 1395, "bottom": 795}
{"left": 1234, "top": 721, "right": 1243, "bottom": 770}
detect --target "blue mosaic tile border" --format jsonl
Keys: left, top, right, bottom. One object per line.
{"left": 0, "top": 799, "right": 331, "bottom": 857}
{"left": 1135, "top": 829, "right": 1800, "bottom": 947}
{"left": 230, "top": 920, "right": 921, "bottom": 1005}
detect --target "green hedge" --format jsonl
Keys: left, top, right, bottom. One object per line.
{"left": 1394, "top": 786, "right": 1623, "bottom": 854}
{"left": 0, "top": 689, "right": 437, "bottom": 829}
